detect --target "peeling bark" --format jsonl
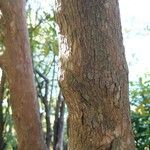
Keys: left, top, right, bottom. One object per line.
{"left": 55, "top": 0, "right": 135, "bottom": 149}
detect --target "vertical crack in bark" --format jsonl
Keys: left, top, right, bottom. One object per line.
{"left": 56, "top": 0, "right": 135, "bottom": 149}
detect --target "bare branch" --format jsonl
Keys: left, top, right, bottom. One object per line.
{"left": 34, "top": 69, "right": 52, "bottom": 148}
{"left": 35, "top": 69, "right": 49, "bottom": 82}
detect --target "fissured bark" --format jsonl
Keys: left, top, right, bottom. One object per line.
{"left": 56, "top": 0, "right": 135, "bottom": 149}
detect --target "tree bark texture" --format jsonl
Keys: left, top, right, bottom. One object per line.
{"left": 55, "top": 0, "right": 135, "bottom": 149}
{"left": 0, "top": 0, "right": 47, "bottom": 149}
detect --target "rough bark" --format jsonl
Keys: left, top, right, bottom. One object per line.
{"left": 0, "top": 0, "right": 47, "bottom": 149}
{"left": 55, "top": 0, "right": 135, "bottom": 149}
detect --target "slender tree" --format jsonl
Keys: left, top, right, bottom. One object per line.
{"left": 0, "top": 0, "right": 47, "bottom": 149}
{"left": 53, "top": 91, "right": 65, "bottom": 150}
{"left": 0, "top": 71, "right": 5, "bottom": 149}
{"left": 35, "top": 69, "right": 52, "bottom": 149}
{"left": 55, "top": 0, "right": 135, "bottom": 149}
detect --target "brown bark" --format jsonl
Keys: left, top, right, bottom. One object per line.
{"left": 55, "top": 0, "right": 135, "bottom": 149}
{"left": 0, "top": 0, "right": 47, "bottom": 149}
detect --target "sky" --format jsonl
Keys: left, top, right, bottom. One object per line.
{"left": 119, "top": 0, "right": 150, "bottom": 80}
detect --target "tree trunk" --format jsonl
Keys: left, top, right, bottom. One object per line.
{"left": 0, "top": 0, "right": 47, "bottom": 149}
{"left": 0, "top": 71, "right": 6, "bottom": 149}
{"left": 53, "top": 91, "right": 65, "bottom": 150}
{"left": 55, "top": 0, "right": 135, "bottom": 149}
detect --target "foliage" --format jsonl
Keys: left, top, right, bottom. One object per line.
{"left": 0, "top": 79, "right": 17, "bottom": 150}
{"left": 26, "top": 2, "right": 58, "bottom": 56}
{"left": 130, "top": 74, "right": 150, "bottom": 150}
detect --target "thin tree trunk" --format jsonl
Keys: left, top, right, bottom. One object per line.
{"left": 0, "top": 0, "right": 47, "bottom": 149}
{"left": 53, "top": 91, "right": 65, "bottom": 150}
{"left": 55, "top": 0, "right": 135, "bottom": 149}
{"left": 35, "top": 69, "right": 52, "bottom": 149}
{"left": 0, "top": 71, "right": 6, "bottom": 149}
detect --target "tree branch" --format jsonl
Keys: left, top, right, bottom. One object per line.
{"left": 34, "top": 69, "right": 52, "bottom": 148}
{"left": 35, "top": 69, "right": 49, "bottom": 82}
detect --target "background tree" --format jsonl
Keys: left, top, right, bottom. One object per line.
{"left": 0, "top": 0, "right": 65, "bottom": 149}
{"left": 0, "top": 0, "right": 47, "bottom": 149}
{"left": 55, "top": 0, "right": 135, "bottom": 149}
{"left": 0, "top": 71, "right": 6, "bottom": 149}
{"left": 53, "top": 91, "right": 65, "bottom": 150}
{"left": 130, "top": 74, "right": 150, "bottom": 150}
